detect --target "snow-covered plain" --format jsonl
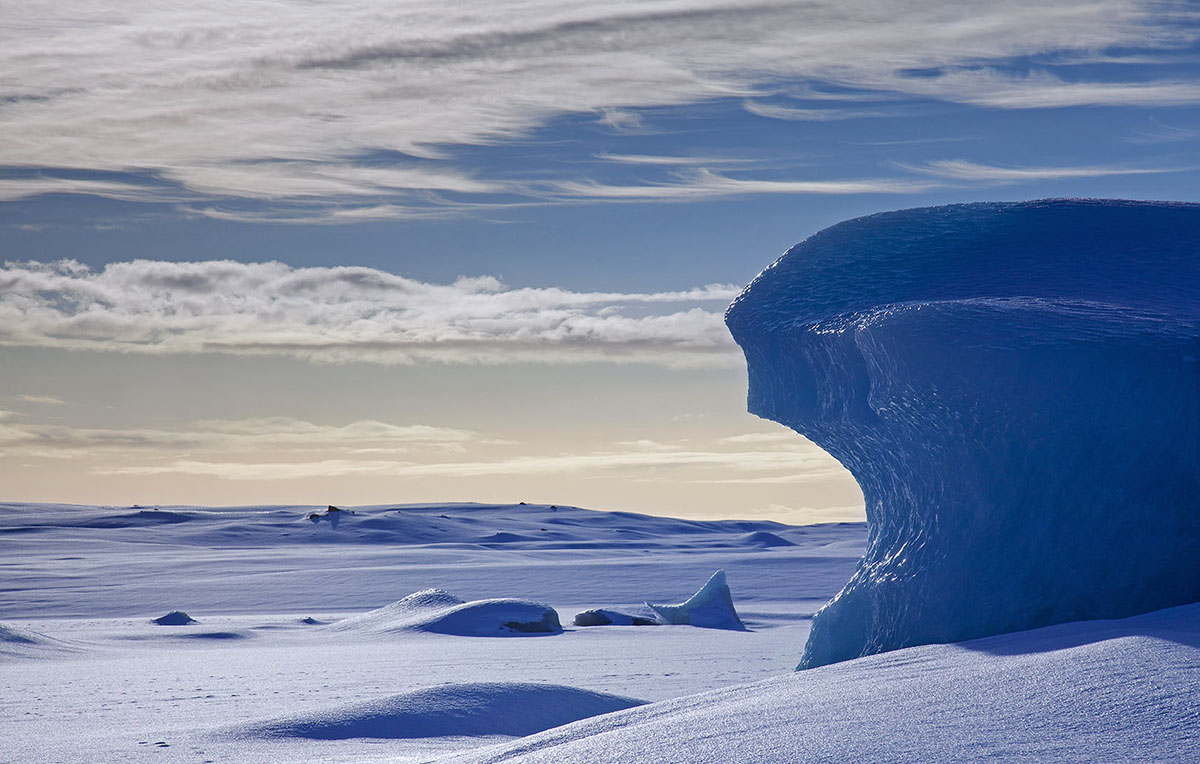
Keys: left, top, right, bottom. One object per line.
{"left": 3, "top": 500, "right": 1197, "bottom": 763}
{"left": 0, "top": 501, "right": 861, "bottom": 763}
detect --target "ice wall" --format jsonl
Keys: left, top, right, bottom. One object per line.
{"left": 725, "top": 199, "right": 1200, "bottom": 669}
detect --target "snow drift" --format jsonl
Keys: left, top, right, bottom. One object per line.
{"left": 0, "top": 621, "right": 74, "bottom": 658}
{"left": 725, "top": 199, "right": 1200, "bottom": 668}
{"left": 445, "top": 603, "right": 1200, "bottom": 764}
{"left": 236, "top": 682, "right": 645, "bottom": 740}
{"left": 327, "top": 589, "right": 562, "bottom": 636}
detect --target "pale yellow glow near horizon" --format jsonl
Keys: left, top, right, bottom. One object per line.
{"left": 0, "top": 347, "right": 865, "bottom": 524}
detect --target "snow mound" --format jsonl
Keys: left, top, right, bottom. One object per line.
{"left": 236, "top": 682, "right": 645, "bottom": 740}
{"left": 646, "top": 570, "right": 745, "bottom": 630}
{"left": 328, "top": 589, "right": 561, "bottom": 636}
{"left": 151, "top": 610, "right": 197, "bottom": 625}
{"left": 738, "top": 531, "right": 794, "bottom": 547}
{"left": 573, "top": 608, "right": 658, "bottom": 626}
{"left": 726, "top": 199, "right": 1200, "bottom": 668}
{"left": 445, "top": 603, "right": 1200, "bottom": 764}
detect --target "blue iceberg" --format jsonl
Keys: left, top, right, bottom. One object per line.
{"left": 725, "top": 199, "right": 1200, "bottom": 669}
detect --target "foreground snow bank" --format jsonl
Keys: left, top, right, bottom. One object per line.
{"left": 327, "top": 589, "right": 562, "bottom": 636}
{"left": 726, "top": 199, "right": 1200, "bottom": 667}
{"left": 447, "top": 602, "right": 1200, "bottom": 764}
{"left": 234, "top": 682, "right": 645, "bottom": 740}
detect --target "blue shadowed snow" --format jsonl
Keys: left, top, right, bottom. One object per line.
{"left": 725, "top": 199, "right": 1200, "bottom": 669}
{"left": 234, "top": 682, "right": 645, "bottom": 740}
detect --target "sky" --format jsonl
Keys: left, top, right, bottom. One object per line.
{"left": 2, "top": 0, "right": 1198, "bottom": 521}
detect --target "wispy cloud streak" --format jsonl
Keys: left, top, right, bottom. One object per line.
{"left": 0, "top": 1, "right": 1195, "bottom": 213}
{"left": 552, "top": 169, "right": 938, "bottom": 200}
{"left": 905, "top": 159, "right": 1180, "bottom": 181}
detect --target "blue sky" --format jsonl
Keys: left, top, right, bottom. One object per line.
{"left": 2, "top": 1, "right": 1198, "bottom": 519}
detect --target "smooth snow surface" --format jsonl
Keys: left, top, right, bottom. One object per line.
{"left": 233, "top": 682, "right": 645, "bottom": 740}
{"left": 447, "top": 603, "right": 1200, "bottom": 764}
{"left": 726, "top": 199, "right": 1200, "bottom": 668}
{"left": 646, "top": 570, "right": 745, "bottom": 630}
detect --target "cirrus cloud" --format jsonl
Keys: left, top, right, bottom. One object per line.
{"left": 1, "top": 0, "right": 1196, "bottom": 216}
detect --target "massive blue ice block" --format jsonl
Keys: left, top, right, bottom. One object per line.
{"left": 725, "top": 199, "right": 1200, "bottom": 669}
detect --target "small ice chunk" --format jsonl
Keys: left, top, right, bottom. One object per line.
{"left": 573, "top": 609, "right": 658, "bottom": 627}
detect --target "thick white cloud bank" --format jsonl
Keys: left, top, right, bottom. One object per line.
{"left": 0, "top": 259, "right": 738, "bottom": 366}
{"left": 1, "top": 1, "right": 1196, "bottom": 215}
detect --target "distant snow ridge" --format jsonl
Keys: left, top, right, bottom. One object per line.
{"left": 327, "top": 589, "right": 561, "bottom": 636}
{"left": 646, "top": 570, "right": 745, "bottom": 630}
{"left": 725, "top": 199, "right": 1200, "bottom": 668}
{"left": 236, "top": 682, "right": 645, "bottom": 740}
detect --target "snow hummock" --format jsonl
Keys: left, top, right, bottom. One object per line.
{"left": 646, "top": 570, "right": 745, "bottom": 630}
{"left": 327, "top": 589, "right": 562, "bottom": 636}
{"left": 235, "top": 682, "right": 645, "bottom": 740}
{"left": 151, "top": 610, "right": 197, "bottom": 625}
{"left": 725, "top": 199, "right": 1200, "bottom": 668}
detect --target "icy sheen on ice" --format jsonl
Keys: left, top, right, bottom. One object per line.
{"left": 725, "top": 199, "right": 1200, "bottom": 668}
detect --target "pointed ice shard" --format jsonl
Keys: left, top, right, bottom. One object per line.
{"left": 647, "top": 570, "right": 746, "bottom": 630}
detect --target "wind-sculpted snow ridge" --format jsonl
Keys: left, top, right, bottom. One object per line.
{"left": 725, "top": 199, "right": 1200, "bottom": 669}
{"left": 0, "top": 621, "right": 75, "bottom": 658}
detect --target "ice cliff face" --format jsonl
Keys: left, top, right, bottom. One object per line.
{"left": 725, "top": 199, "right": 1200, "bottom": 669}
